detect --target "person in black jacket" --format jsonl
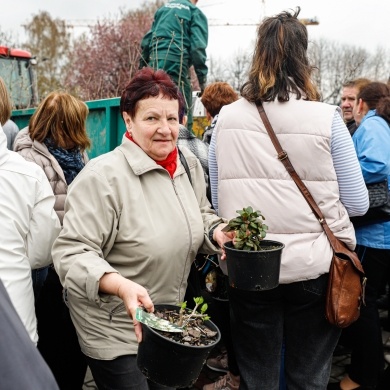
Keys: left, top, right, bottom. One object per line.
{"left": 340, "top": 78, "right": 370, "bottom": 136}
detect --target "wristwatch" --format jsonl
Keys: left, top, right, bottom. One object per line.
{"left": 208, "top": 224, "right": 220, "bottom": 246}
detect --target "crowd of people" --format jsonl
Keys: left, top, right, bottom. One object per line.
{"left": 1, "top": 2, "right": 390, "bottom": 390}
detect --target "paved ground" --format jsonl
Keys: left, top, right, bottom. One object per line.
{"left": 83, "top": 310, "right": 390, "bottom": 390}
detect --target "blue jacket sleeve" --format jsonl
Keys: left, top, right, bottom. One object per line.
{"left": 353, "top": 111, "right": 390, "bottom": 184}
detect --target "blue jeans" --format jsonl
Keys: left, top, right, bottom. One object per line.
{"left": 31, "top": 266, "right": 49, "bottom": 302}
{"left": 229, "top": 273, "right": 341, "bottom": 390}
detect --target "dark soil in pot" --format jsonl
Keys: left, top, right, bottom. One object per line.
{"left": 137, "top": 304, "right": 220, "bottom": 388}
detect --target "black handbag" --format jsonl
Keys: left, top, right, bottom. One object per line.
{"left": 367, "top": 180, "right": 388, "bottom": 208}
{"left": 350, "top": 179, "right": 390, "bottom": 227}
{"left": 178, "top": 148, "right": 228, "bottom": 301}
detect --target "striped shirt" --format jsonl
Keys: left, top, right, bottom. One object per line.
{"left": 209, "top": 111, "right": 368, "bottom": 216}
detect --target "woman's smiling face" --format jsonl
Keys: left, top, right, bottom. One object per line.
{"left": 123, "top": 95, "right": 179, "bottom": 161}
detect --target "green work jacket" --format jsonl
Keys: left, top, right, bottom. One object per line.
{"left": 140, "top": 0, "right": 208, "bottom": 85}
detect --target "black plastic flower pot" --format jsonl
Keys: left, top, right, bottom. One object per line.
{"left": 224, "top": 240, "right": 284, "bottom": 291}
{"left": 137, "top": 304, "right": 221, "bottom": 388}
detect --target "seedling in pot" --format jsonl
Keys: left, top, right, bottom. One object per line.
{"left": 178, "top": 296, "right": 210, "bottom": 327}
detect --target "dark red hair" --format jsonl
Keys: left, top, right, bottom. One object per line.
{"left": 120, "top": 67, "right": 183, "bottom": 119}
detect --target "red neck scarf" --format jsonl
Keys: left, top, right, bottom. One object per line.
{"left": 125, "top": 132, "right": 178, "bottom": 178}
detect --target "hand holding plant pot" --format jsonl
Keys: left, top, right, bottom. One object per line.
{"left": 211, "top": 223, "right": 235, "bottom": 260}
{"left": 223, "top": 206, "right": 285, "bottom": 291}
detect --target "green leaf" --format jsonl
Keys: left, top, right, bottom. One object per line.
{"left": 227, "top": 206, "right": 268, "bottom": 250}
{"left": 234, "top": 241, "right": 244, "bottom": 249}
{"left": 194, "top": 296, "right": 204, "bottom": 305}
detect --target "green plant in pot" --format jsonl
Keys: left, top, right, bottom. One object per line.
{"left": 223, "top": 206, "right": 285, "bottom": 291}
{"left": 137, "top": 297, "right": 221, "bottom": 388}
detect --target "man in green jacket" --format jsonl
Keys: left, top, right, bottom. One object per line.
{"left": 140, "top": 0, "right": 208, "bottom": 132}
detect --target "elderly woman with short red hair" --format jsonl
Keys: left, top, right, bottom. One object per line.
{"left": 52, "top": 67, "right": 229, "bottom": 390}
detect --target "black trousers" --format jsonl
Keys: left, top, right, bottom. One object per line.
{"left": 36, "top": 267, "right": 87, "bottom": 389}
{"left": 342, "top": 245, "right": 389, "bottom": 387}
{"left": 207, "top": 293, "right": 240, "bottom": 377}
{"left": 85, "top": 354, "right": 174, "bottom": 390}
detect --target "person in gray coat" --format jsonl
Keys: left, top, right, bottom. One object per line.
{"left": 3, "top": 119, "right": 19, "bottom": 149}
{"left": 0, "top": 279, "right": 59, "bottom": 390}
{"left": 0, "top": 77, "right": 20, "bottom": 149}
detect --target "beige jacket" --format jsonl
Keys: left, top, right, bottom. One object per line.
{"left": 13, "top": 128, "right": 88, "bottom": 224}
{"left": 215, "top": 97, "right": 356, "bottom": 283}
{"left": 52, "top": 139, "right": 222, "bottom": 359}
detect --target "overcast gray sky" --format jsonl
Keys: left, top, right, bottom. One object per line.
{"left": 2, "top": 0, "right": 389, "bottom": 61}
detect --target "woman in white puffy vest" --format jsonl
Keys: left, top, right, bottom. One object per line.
{"left": 209, "top": 7, "right": 369, "bottom": 390}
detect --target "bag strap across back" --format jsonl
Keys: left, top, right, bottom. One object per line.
{"left": 255, "top": 102, "right": 363, "bottom": 272}
{"left": 178, "top": 147, "right": 192, "bottom": 186}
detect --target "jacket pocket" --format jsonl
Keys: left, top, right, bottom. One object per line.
{"left": 109, "top": 301, "right": 126, "bottom": 321}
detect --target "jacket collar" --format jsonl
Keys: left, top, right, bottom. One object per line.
{"left": 118, "top": 135, "right": 169, "bottom": 176}
{"left": 118, "top": 135, "right": 189, "bottom": 179}
{"left": 360, "top": 109, "right": 376, "bottom": 127}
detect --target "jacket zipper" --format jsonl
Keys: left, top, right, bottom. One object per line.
{"left": 171, "top": 178, "right": 192, "bottom": 302}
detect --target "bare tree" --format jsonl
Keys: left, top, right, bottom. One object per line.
{"left": 209, "top": 38, "right": 389, "bottom": 104}
{"left": 0, "top": 28, "right": 18, "bottom": 47}
{"left": 207, "top": 50, "right": 249, "bottom": 90}
{"left": 207, "top": 56, "right": 229, "bottom": 83}
{"left": 23, "top": 11, "right": 71, "bottom": 98}
{"left": 309, "top": 39, "right": 368, "bottom": 104}
{"left": 64, "top": 1, "right": 161, "bottom": 100}
{"left": 226, "top": 50, "right": 250, "bottom": 91}
{"left": 363, "top": 46, "right": 390, "bottom": 82}
{"left": 19, "top": 6, "right": 389, "bottom": 106}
